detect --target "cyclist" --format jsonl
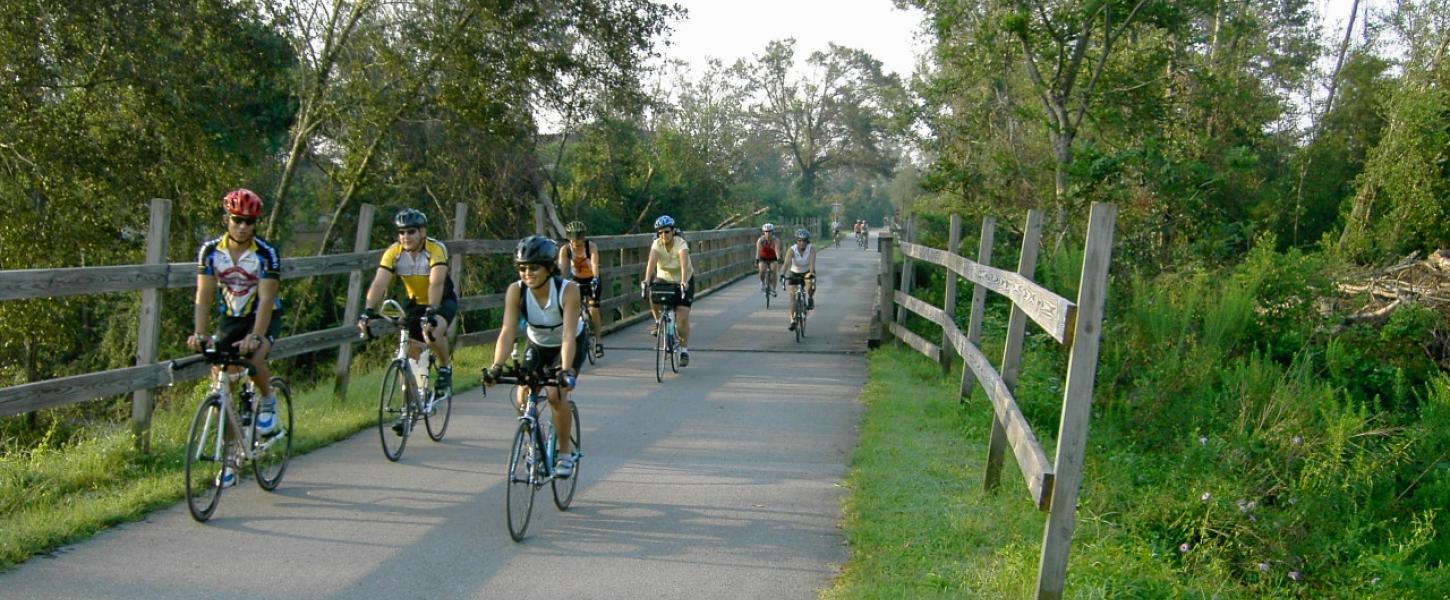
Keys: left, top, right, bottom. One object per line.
{"left": 187, "top": 188, "right": 283, "bottom": 488}
{"left": 358, "top": 209, "right": 457, "bottom": 413}
{"left": 756, "top": 223, "right": 781, "bottom": 293}
{"left": 485, "top": 235, "right": 583, "bottom": 478}
{"left": 831, "top": 218, "right": 842, "bottom": 245}
{"left": 556, "top": 221, "right": 604, "bottom": 359}
{"left": 784, "top": 228, "right": 817, "bottom": 331}
{"left": 643, "top": 215, "right": 694, "bottom": 366}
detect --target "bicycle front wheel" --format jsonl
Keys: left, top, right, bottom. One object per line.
{"left": 378, "top": 360, "right": 411, "bottom": 461}
{"left": 505, "top": 421, "right": 537, "bottom": 542}
{"left": 795, "top": 298, "right": 806, "bottom": 343}
{"left": 654, "top": 319, "right": 666, "bottom": 383}
{"left": 184, "top": 394, "right": 227, "bottom": 522}
{"left": 253, "top": 377, "right": 293, "bottom": 490}
{"left": 582, "top": 323, "right": 597, "bottom": 366}
{"left": 424, "top": 364, "right": 451, "bottom": 441}
{"left": 552, "top": 400, "right": 581, "bottom": 510}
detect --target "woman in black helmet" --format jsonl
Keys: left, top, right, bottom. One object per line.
{"left": 557, "top": 221, "right": 604, "bottom": 358}
{"left": 483, "top": 235, "right": 584, "bottom": 478}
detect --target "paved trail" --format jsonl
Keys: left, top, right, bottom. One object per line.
{"left": 2, "top": 236, "right": 883, "bottom": 600}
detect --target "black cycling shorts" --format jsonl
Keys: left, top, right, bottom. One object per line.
{"left": 572, "top": 276, "right": 602, "bottom": 308}
{"left": 217, "top": 312, "right": 282, "bottom": 349}
{"left": 405, "top": 297, "right": 457, "bottom": 342}
{"left": 785, "top": 272, "right": 814, "bottom": 286}
{"left": 522, "top": 340, "right": 585, "bottom": 374}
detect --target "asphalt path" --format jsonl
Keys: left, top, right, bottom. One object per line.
{"left": 1, "top": 234, "right": 881, "bottom": 600}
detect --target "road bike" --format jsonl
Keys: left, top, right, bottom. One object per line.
{"left": 171, "top": 343, "right": 293, "bottom": 522}
{"left": 645, "top": 281, "right": 681, "bottom": 382}
{"left": 857, "top": 229, "right": 868, "bottom": 249}
{"left": 483, "top": 363, "right": 581, "bottom": 542}
{"left": 362, "top": 299, "right": 451, "bottom": 462}
{"left": 789, "top": 274, "right": 812, "bottom": 342}
{"left": 758, "top": 261, "right": 778, "bottom": 309}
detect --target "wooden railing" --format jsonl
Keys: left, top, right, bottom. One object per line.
{"left": 0, "top": 200, "right": 759, "bottom": 445}
{"left": 873, "top": 204, "right": 1116, "bottom": 600}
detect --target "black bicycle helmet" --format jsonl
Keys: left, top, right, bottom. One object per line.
{"left": 394, "top": 208, "right": 427, "bottom": 229}
{"left": 514, "top": 235, "right": 558, "bottom": 265}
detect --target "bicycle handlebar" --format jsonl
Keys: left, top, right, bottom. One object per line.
{"left": 167, "top": 339, "right": 256, "bottom": 385}
{"left": 480, "top": 362, "right": 563, "bottom": 396}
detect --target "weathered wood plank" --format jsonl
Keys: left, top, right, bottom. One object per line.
{"left": 894, "top": 290, "right": 948, "bottom": 328}
{"left": 886, "top": 321, "right": 940, "bottom": 362}
{"left": 1, "top": 364, "right": 170, "bottom": 417}
{"left": 456, "top": 292, "right": 506, "bottom": 312}
{"left": 0, "top": 264, "right": 173, "bottom": 300}
{"left": 899, "top": 241, "right": 1076, "bottom": 344}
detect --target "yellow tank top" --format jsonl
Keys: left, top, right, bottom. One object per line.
{"left": 651, "top": 237, "right": 689, "bottom": 282}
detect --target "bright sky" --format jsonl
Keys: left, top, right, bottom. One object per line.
{"left": 659, "top": 0, "right": 929, "bottom": 79}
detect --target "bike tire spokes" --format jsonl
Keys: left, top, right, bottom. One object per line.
{"left": 184, "top": 396, "right": 227, "bottom": 522}
{"left": 378, "top": 361, "right": 411, "bottom": 461}
{"left": 505, "top": 422, "right": 537, "bottom": 541}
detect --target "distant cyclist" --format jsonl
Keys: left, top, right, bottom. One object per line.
{"left": 557, "top": 220, "right": 604, "bottom": 359}
{"left": 784, "top": 228, "right": 817, "bottom": 331}
{"left": 187, "top": 188, "right": 283, "bottom": 487}
{"left": 643, "top": 215, "right": 694, "bottom": 366}
{"left": 358, "top": 209, "right": 456, "bottom": 404}
{"left": 756, "top": 223, "right": 781, "bottom": 293}
{"left": 485, "top": 235, "right": 583, "bottom": 478}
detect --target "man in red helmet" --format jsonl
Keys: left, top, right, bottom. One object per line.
{"left": 187, "top": 188, "right": 283, "bottom": 488}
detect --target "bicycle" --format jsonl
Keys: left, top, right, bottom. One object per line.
{"left": 788, "top": 274, "right": 812, "bottom": 342}
{"left": 482, "top": 362, "right": 581, "bottom": 542}
{"left": 758, "top": 261, "right": 778, "bottom": 309}
{"left": 644, "top": 281, "right": 681, "bottom": 382}
{"left": 580, "top": 279, "right": 599, "bottom": 366}
{"left": 857, "top": 229, "right": 868, "bottom": 249}
{"left": 362, "top": 299, "right": 451, "bottom": 462}
{"left": 171, "top": 342, "right": 293, "bottom": 522}
{"left": 833, "top": 229, "right": 841, "bottom": 248}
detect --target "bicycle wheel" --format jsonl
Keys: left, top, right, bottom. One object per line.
{"left": 654, "top": 318, "right": 666, "bottom": 383}
{"left": 582, "top": 322, "right": 597, "bottom": 366}
{"left": 552, "top": 400, "right": 581, "bottom": 510}
{"left": 253, "top": 378, "right": 293, "bottom": 490}
{"left": 378, "top": 360, "right": 411, "bottom": 461}
{"left": 795, "top": 297, "right": 805, "bottom": 343}
{"left": 505, "top": 421, "right": 537, "bottom": 542}
{"left": 424, "top": 363, "right": 451, "bottom": 442}
{"left": 184, "top": 394, "right": 227, "bottom": 522}
{"left": 667, "top": 317, "right": 679, "bottom": 374}
{"left": 763, "top": 280, "right": 771, "bottom": 309}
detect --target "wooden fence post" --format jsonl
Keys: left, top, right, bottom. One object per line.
{"left": 448, "top": 202, "right": 467, "bottom": 342}
{"left": 1036, "top": 203, "right": 1117, "bottom": 600}
{"left": 534, "top": 202, "right": 546, "bottom": 236}
{"left": 334, "top": 204, "right": 374, "bottom": 401}
{"left": 985, "top": 210, "right": 1043, "bottom": 491}
{"left": 962, "top": 217, "right": 995, "bottom": 402}
{"left": 877, "top": 232, "right": 896, "bottom": 344}
{"left": 895, "top": 215, "right": 915, "bottom": 327}
{"left": 940, "top": 214, "right": 962, "bottom": 374}
{"left": 131, "top": 198, "right": 171, "bottom": 452}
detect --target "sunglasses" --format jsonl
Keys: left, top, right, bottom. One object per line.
{"left": 515, "top": 263, "right": 544, "bottom": 274}
{"left": 229, "top": 216, "right": 257, "bottom": 226}
{"left": 397, "top": 228, "right": 419, "bottom": 236}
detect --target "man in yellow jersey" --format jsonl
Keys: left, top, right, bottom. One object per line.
{"left": 643, "top": 215, "right": 694, "bottom": 366}
{"left": 557, "top": 221, "right": 604, "bottom": 358}
{"left": 358, "top": 208, "right": 457, "bottom": 399}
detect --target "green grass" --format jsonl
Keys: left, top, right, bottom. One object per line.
{"left": 0, "top": 344, "right": 499, "bottom": 569}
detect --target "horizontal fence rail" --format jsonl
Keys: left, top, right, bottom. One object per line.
{"left": 0, "top": 202, "right": 759, "bottom": 419}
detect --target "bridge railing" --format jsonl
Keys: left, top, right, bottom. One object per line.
{"left": 873, "top": 204, "right": 1116, "bottom": 600}
{"left": 0, "top": 200, "right": 759, "bottom": 448}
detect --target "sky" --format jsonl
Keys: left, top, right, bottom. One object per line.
{"left": 658, "top": 0, "right": 929, "bottom": 79}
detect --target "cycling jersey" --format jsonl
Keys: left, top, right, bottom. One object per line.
{"left": 787, "top": 243, "right": 813, "bottom": 274}
{"left": 651, "top": 236, "right": 689, "bottom": 283}
{"left": 520, "top": 276, "right": 583, "bottom": 347}
{"left": 564, "top": 240, "right": 596, "bottom": 278}
{"left": 757, "top": 235, "right": 779, "bottom": 261}
{"left": 379, "top": 238, "right": 456, "bottom": 304}
{"left": 197, "top": 235, "right": 281, "bottom": 317}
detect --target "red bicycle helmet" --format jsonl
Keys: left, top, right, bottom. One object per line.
{"left": 223, "top": 188, "right": 264, "bottom": 218}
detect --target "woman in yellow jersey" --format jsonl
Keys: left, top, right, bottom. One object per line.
{"left": 358, "top": 208, "right": 457, "bottom": 399}
{"left": 557, "top": 221, "right": 604, "bottom": 358}
{"left": 642, "top": 215, "right": 694, "bottom": 367}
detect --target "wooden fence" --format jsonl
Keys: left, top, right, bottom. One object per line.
{"left": 873, "top": 203, "right": 1116, "bottom": 600}
{"left": 0, "top": 200, "right": 760, "bottom": 450}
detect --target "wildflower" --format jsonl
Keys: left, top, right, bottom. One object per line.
{"left": 1179, "top": 543, "right": 1191, "bottom": 553}
{"left": 1199, "top": 436, "right": 1208, "bottom": 445}
{"left": 1289, "top": 571, "right": 1303, "bottom": 581}
{"left": 1201, "top": 492, "right": 1212, "bottom": 502}
{"left": 1258, "top": 562, "right": 1271, "bottom": 572}
{"left": 1292, "top": 435, "right": 1302, "bottom": 446}
{"left": 1370, "top": 577, "right": 1380, "bottom": 585}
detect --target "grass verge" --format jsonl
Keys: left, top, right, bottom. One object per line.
{"left": 0, "top": 344, "right": 498, "bottom": 570}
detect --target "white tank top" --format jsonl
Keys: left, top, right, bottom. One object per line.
{"left": 523, "top": 279, "right": 583, "bottom": 347}
{"left": 787, "top": 244, "right": 813, "bottom": 273}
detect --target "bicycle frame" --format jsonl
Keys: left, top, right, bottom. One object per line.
{"left": 194, "top": 352, "right": 266, "bottom": 465}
